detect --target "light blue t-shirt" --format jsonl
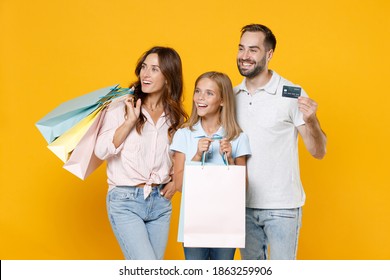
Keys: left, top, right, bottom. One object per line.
{"left": 170, "top": 121, "right": 251, "bottom": 164}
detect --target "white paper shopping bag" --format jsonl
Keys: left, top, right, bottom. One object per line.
{"left": 62, "top": 107, "right": 107, "bottom": 180}
{"left": 183, "top": 163, "right": 246, "bottom": 248}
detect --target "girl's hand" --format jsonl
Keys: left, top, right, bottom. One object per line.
{"left": 220, "top": 138, "right": 234, "bottom": 165}
{"left": 192, "top": 138, "right": 213, "bottom": 161}
{"left": 124, "top": 95, "right": 141, "bottom": 124}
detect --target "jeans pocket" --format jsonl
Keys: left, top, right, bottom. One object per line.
{"left": 109, "top": 187, "right": 136, "bottom": 202}
{"left": 269, "top": 209, "right": 297, "bottom": 219}
{"left": 159, "top": 193, "right": 172, "bottom": 203}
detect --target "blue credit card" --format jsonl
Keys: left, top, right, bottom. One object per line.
{"left": 282, "top": 85, "right": 301, "bottom": 98}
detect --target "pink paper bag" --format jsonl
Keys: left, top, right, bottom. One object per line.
{"left": 183, "top": 164, "right": 246, "bottom": 248}
{"left": 62, "top": 108, "right": 107, "bottom": 180}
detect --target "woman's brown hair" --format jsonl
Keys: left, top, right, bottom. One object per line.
{"left": 130, "top": 46, "right": 188, "bottom": 140}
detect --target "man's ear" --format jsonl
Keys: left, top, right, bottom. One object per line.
{"left": 267, "top": 49, "right": 274, "bottom": 62}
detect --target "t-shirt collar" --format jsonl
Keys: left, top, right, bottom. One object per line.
{"left": 193, "top": 120, "right": 226, "bottom": 139}
{"left": 236, "top": 70, "right": 280, "bottom": 95}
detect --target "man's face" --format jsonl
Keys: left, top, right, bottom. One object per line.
{"left": 237, "top": 31, "right": 270, "bottom": 78}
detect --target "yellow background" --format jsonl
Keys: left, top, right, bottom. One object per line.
{"left": 1, "top": 0, "right": 389, "bottom": 259}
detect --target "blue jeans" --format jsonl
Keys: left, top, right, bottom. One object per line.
{"left": 107, "top": 185, "right": 172, "bottom": 260}
{"left": 184, "top": 247, "right": 236, "bottom": 260}
{"left": 240, "top": 208, "right": 302, "bottom": 260}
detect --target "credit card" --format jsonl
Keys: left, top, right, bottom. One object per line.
{"left": 282, "top": 85, "right": 301, "bottom": 98}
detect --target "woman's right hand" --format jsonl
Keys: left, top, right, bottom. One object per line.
{"left": 112, "top": 96, "right": 141, "bottom": 148}
{"left": 124, "top": 95, "right": 141, "bottom": 124}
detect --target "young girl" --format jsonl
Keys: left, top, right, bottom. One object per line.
{"left": 170, "top": 71, "right": 251, "bottom": 260}
{"left": 95, "top": 46, "right": 187, "bottom": 260}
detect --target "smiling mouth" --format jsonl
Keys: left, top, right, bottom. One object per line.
{"left": 197, "top": 103, "right": 208, "bottom": 108}
{"left": 239, "top": 60, "right": 254, "bottom": 69}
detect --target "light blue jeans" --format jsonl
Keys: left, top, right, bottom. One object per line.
{"left": 240, "top": 207, "right": 302, "bottom": 260}
{"left": 107, "top": 185, "right": 172, "bottom": 260}
{"left": 184, "top": 247, "right": 236, "bottom": 260}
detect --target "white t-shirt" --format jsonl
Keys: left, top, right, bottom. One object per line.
{"left": 235, "top": 70, "right": 307, "bottom": 209}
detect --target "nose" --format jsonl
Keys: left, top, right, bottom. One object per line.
{"left": 240, "top": 49, "right": 250, "bottom": 60}
{"left": 197, "top": 91, "right": 206, "bottom": 100}
{"left": 141, "top": 66, "right": 151, "bottom": 77}
{"left": 243, "top": 50, "right": 251, "bottom": 59}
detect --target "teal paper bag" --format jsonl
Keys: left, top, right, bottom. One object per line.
{"left": 36, "top": 85, "right": 130, "bottom": 143}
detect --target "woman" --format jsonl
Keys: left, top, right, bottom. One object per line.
{"left": 95, "top": 46, "right": 187, "bottom": 259}
{"left": 170, "top": 71, "right": 251, "bottom": 260}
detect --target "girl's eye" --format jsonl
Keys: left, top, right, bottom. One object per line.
{"left": 194, "top": 89, "right": 200, "bottom": 94}
{"left": 207, "top": 91, "right": 214, "bottom": 96}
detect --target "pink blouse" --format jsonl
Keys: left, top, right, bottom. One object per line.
{"left": 95, "top": 101, "right": 172, "bottom": 192}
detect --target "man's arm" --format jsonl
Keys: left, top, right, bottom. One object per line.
{"left": 296, "top": 96, "right": 327, "bottom": 159}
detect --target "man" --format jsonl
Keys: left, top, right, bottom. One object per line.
{"left": 234, "top": 24, "right": 327, "bottom": 260}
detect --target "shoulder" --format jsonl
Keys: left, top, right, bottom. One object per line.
{"left": 236, "top": 132, "right": 249, "bottom": 142}
{"left": 107, "top": 99, "right": 126, "bottom": 114}
{"left": 233, "top": 79, "right": 246, "bottom": 95}
{"left": 172, "top": 127, "right": 191, "bottom": 142}
{"left": 231, "top": 132, "right": 249, "bottom": 145}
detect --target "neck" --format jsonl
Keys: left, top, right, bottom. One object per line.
{"left": 245, "top": 69, "right": 272, "bottom": 93}
{"left": 200, "top": 115, "right": 220, "bottom": 136}
{"left": 144, "top": 95, "right": 163, "bottom": 111}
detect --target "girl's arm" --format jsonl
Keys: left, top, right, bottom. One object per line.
{"left": 235, "top": 155, "right": 248, "bottom": 189}
{"left": 234, "top": 155, "right": 247, "bottom": 166}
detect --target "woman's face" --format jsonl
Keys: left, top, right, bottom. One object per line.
{"left": 140, "top": 53, "right": 166, "bottom": 96}
{"left": 193, "top": 78, "right": 223, "bottom": 119}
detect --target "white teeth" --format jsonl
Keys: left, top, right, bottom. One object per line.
{"left": 143, "top": 81, "right": 151, "bottom": 84}
{"left": 197, "top": 103, "right": 207, "bottom": 107}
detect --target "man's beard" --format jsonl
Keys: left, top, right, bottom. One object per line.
{"left": 237, "top": 56, "right": 266, "bottom": 78}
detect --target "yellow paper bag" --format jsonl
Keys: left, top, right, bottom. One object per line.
{"left": 47, "top": 106, "right": 104, "bottom": 162}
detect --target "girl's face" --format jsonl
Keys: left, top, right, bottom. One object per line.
{"left": 193, "top": 78, "right": 223, "bottom": 118}
{"left": 140, "top": 53, "right": 166, "bottom": 95}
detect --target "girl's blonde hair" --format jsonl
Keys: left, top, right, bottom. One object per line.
{"left": 184, "top": 71, "right": 242, "bottom": 141}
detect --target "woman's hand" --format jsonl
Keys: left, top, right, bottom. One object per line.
{"left": 112, "top": 95, "right": 141, "bottom": 148}
{"left": 160, "top": 181, "right": 176, "bottom": 200}
{"left": 124, "top": 95, "right": 141, "bottom": 125}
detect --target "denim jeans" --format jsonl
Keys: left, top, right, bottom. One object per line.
{"left": 107, "top": 185, "right": 172, "bottom": 260}
{"left": 240, "top": 207, "right": 302, "bottom": 260}
{"left": 184, "top": 247, "right": 236, "bottom": 260}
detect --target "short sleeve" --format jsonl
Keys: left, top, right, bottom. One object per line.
{"left": 170, "top": 128, "right": 187, "bottom": 154}
{"left": 233, "top": 132, "right": 251, "bottom": 158}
